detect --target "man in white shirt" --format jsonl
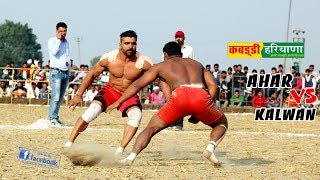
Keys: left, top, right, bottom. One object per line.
{"left": 47, "top": 22, "right": 70, "bottom": 127}
{"left": 175, "top": 30, "right": 194, "bottom": 59}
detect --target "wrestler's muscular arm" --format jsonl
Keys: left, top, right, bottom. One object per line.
{"left": 107, "top": 65, "right": 160, "bottom": 113}
{"left": 69, "top": 59, "right": 108, "bottom": 110}
{"left": 204, "top": 69, "right": 218, "bottom": 100}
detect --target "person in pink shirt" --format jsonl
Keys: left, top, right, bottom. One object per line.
{"left": 149, "top": 86, "right": 165, "bottom": 105}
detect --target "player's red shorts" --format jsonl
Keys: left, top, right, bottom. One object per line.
{"left": 157, "top": 86, "right": 223, "bottom": 126}
{"left": 93, "top": 83, "right": 141, "bottom": 116}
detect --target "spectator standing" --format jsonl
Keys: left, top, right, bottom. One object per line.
{"left": 309, "top": 65, "right": 318, "bottom": 78}
{"left": 175, "top": 30, "right": 194, "bottom": 58}
{"left": 171, "top": 30, "right": 194, "bottom": 131}
{"left": 277, "top": 64, "right": 284, "bottom": 74}
{"left": 233, "top": 65, "right": 246, "bottom": 95}
{"left": 213, "top": 63, "right": 220, "bottom": 78}
{"left": 226, "top": 67, "right": 233, "bottom": 84}
{"left": 302, "top": 69, "right": 316, "bottom": 89}
{"left": 205, "top": 64, "right": 212, "bottom": 74}
{"left": 47, "top": 22, "right": 71, "bottom": 126}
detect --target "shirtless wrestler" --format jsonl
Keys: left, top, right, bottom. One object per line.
{"left": 107, "top": 41, "right": 228, "bottom": 166}
{"left": 65, "top": 30, "right": 153, "bottom": 157}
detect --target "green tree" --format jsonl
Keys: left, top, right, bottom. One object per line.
{"left": 0, "top": 20, "right": 42, "bottom": 66}
{"left": 90, "top": 56, "right": 101, "bottom": 68}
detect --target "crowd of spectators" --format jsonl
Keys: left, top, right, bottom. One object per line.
{"left": 211, "top": 63, "right": 320, "bottom": 109}
{"left": 0, "top": 59, "right": 105, "bottom": 103}
{"left": 1, "top": 59, "right": 320, "bottom": 109}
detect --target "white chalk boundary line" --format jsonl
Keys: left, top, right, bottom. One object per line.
{"left": 0, "top": 104, "right": 255, "bottom": 115}
{"left": 0, "top": 119, "right": 319, "bottom": 137}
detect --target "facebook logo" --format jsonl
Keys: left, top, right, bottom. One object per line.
{"left": 18, "top": 148, "right": 30, "bottom": 160}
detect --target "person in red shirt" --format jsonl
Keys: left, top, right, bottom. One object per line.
{"left": 252, "top": 90, "right": 267, "bottom": 108}
{"left": 294, "top": 72, "right": 303, "bottom": 90}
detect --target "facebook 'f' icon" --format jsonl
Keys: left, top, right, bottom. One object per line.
{"left": 19, "top": 148, "right": 30, "bottom": 160}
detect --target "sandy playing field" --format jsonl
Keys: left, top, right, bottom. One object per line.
{"left": 0, "top": 104, "right": 319, "bottom": 179}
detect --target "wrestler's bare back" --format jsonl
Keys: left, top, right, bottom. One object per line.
{"left": 158, "top": 57, "right": 206, "bottom": 90}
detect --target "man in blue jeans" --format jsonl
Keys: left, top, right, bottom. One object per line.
{"left": 48, "top": 22, "right": 70, "bottom": 127}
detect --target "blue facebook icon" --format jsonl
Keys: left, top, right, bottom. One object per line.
{"left": 19, "top": 148, "right": 30, "bottom": 160}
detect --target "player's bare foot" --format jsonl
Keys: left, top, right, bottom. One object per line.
{"left": 119, "top": 158, "right": 133, "bottom": 166}
{"left": 202, "top": 150, "right": 221, "bottom": 167}
{"left": 114, "top": 147, "right": 125, "bottom": 159}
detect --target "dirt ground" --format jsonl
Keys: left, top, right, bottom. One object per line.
{"left": 0, "top": 104, "right": 319, "bottom": 179}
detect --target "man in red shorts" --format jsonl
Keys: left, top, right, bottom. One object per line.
{"left": 65, "top": 30, "right": 153, "bottom": 157}
{"left": 107, "top": 41, "right": 228, "bottom": 166}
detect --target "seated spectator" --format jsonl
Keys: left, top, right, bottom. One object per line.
{"left": 95, "top": 85, "right": 101, "bottom": 92}
{"left": 252, "top": 90, "right": 267, "bottom": 108}
{"left": 93, "top": 74, "right": 102, "bottom": 84}
{"left": 26, "top": 81, "right": 40, "bottom": 99}
{"left": 216, "top": 90, "right": 229, "bottom": 108}
{"left": 141, "top": 86, "right": 150, "bottom": 104}
{"left": 34, "top": 68, "right": 46, "bottom": 82}
{"left": 39, "top": 82, "right": 49, "bottom": 99}
{"left": 230, "top": 90, "right": 245, "bottom": 106}
{"left": 312, "top": 93, "right": 320, "bottom": 109}
{"left": 28, "top": 60, "right": 38, "bottom": 80}
{"left": 246, "top": 88, "right": 256, "bottom": 106}
{"left": 67, "top": 84, "right": 79, "bottom": 100}
{"left": 301, "top": 93, "right": 314, "bottom": 108}
{"left": 267, "top": 91, "right": 280, "bottom": 108}
{"left": 44, "top": 65, "right": 50, "bottom": 80}
{"left": 84, "top": 85, "right": 98, "bottom": 102}
{"left": 74, "top": 64, "right": 85, "bottom": 77}
{"left": 12, "top": 81, "right": 27, "bottom": 98}
{"left": 0, "top": 81, "right": 12, "bottom": 97}
{"left": 72, "top": 65, "right": 89, "bottom": 83}
{"left": 100, "top": 71, "right": 110, "bottom": 83}
{"left": 10, "top": 61, "right": 18, "bottom": 79}
{"left": 284, "top": 95, "right": 300, "bottom": 108}
{"left": 150, "top": 86, "right": 165, "bottom": 105}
